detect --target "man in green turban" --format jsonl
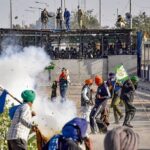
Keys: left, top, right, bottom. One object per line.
{"left": 21, "top": 90, "right": 36, "bottom": 103}
{"left": 121, "top": 75, "right": 139, "bottom": 128}
{"left": 7, "top": 90, "right": 37, "bottom": 150}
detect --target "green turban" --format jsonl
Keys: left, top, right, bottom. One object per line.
{"left": 130, "top": 75, "right": 139, "bottom": 84}
{"left": 21, "top": 90, "right": 36, "bottom": 103}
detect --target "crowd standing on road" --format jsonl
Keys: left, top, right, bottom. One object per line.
{"left": 47, "top": 67, "right": 140, "bottom": 149}
{"left": 87, "top": 73, "right": 139, "bottom": 131}
{"left": 5, "top": 65, "right": 140, "bottom": 150}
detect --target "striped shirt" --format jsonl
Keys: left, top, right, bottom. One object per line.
{"left": 7, "top": 103, "right": 33, "bottom": 142}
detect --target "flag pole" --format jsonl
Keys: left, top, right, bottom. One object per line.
{"left": 0, "top": 86, "right": 22, "bottom": 104}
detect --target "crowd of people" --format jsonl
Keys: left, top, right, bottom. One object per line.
{"left": 40, "top": 7, "right": 128, "bottom": 30}
{"left": 45, "top": 41, "right": 134, "bottom": 60}
{"left": 6, "top": 66, "right": 140, "bottom": 150}
{"left": 80, "top": 72, "right": 139, "bottom": 131}
{"left": 48, "top": 68, "right": 139, "bottom": 149}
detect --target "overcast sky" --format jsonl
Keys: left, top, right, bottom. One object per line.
{"left": 0, "top": 0, "right": 150, "bottom": 28}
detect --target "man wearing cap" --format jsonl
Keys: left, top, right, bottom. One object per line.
{"left": 7, "top": 90, "right": 37, "bottom": 150}
{"left": 81, "top": 79, "right": 93, "bottom": 122}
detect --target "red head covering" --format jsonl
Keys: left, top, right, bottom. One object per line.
{"left": 85, "top": 79, "right": 93, "bottom": 85}
{"left": 59, "top": 72, "right": 67, "bottom": 80}
{"left": 95, "top": 75, "right": 103, "bottom": 86}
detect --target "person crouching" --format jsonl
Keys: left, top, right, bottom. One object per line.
{"left": 42, "top": 117, "right": 93, "bottom": 150}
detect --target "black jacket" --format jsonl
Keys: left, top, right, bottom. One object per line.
{"left": 121, "top": 80, "right": 135, "bottom": 102}
{"left": 59, "top": 138, "right": 82, "bottom": 150}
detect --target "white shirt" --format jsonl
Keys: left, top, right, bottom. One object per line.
{"left": 7, "top": 104, "right": 33, "bottom": 142}
{"left": 82, "top": 86, "right": 90, "bottom": 102}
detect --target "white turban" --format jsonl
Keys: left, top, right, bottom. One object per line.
{"left": 104, "top": 126, "right": 139, "bottom": 150}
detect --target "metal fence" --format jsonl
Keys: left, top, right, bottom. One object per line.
{"left": 141, "top": 41, "right": 150, "bottom": 81}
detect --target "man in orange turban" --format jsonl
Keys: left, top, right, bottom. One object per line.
{"left": 90, "top": 75, "right": 111, "bottom": 134}
{"left": 81, "top": 78, "right": 93, "bottom": 122}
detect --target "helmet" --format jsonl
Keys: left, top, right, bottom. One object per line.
{"left": 85, "top": 79, "right": 93, "bottom": 85}
{"left": 130, "top": 75, "right": 139, "bottom": 83}
{"left": 95, "top": 75, "right": 103, "bottom": 86}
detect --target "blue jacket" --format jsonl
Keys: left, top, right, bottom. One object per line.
{"left": 64, "top": 10, "right": 70, "bottom": 20}
{"left": 95, "top": 83, "right": 110, "bottom": 105}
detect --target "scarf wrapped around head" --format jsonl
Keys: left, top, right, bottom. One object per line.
{"left": 104, "top": 126, "right": 139, "bottom": 150}
{"left": 21, "top": 90, "right": 36, "bottom": 103}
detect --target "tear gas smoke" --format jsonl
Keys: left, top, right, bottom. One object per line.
{"left": 0, "top": 42, "right": 77, "bottom": 139}
{"left": 0, "top": 45, "right": 49, "bottom": 98}
{"left": 33, "top": 97, "right": 77, "bottom": 139}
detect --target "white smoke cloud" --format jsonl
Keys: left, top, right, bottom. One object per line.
{"left": 33, "top": 97, "right": 77, "bottom": 139}
{"left": 0, "top": 43, "right": 77, "bottom": 139}
{"left": 0, "top": 45, "right": 49, "bottom": 98}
